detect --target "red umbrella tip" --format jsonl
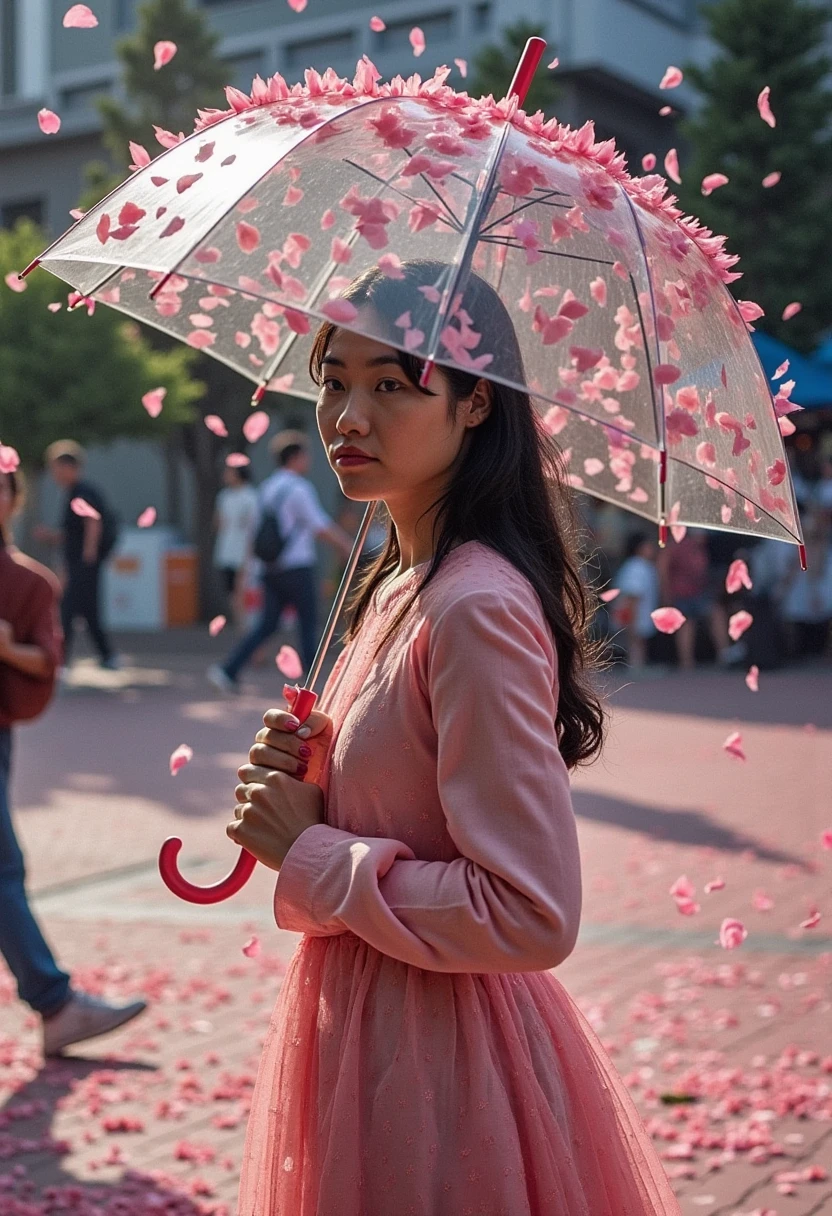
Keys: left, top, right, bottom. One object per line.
{"left": 799, "top": 543, "right": 808, "bottom": 571}
{"left": 251, "top": 384, "right": 267, "bottom": 405}
{"left": 18, "top": 258, "right": 40, "bottom": 279}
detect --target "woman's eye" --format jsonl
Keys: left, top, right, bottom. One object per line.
{"left": 321, "top": 377, "right": 343, "bottom": 392}
{"left": 377, "top": 378, "right": 404, "bottom": 392}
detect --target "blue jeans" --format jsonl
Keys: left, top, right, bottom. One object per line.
{"left": 0, "top": 728, "right": 71, "bottom": 1014}
{"left": 223, "top": 566, "right": 318, "bottom": 682}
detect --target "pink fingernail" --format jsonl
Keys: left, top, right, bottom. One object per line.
{"left": 285, "top": 718, "right": 299, "bottom": 732}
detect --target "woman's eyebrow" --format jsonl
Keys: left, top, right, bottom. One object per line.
{"left": 320, "top": 354, "right": 403, "bottom": 368}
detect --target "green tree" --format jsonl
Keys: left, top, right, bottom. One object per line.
{"left": 0, "top": 220, "right": 201, "bottom": 469}
{"left": 466, "top": 20, "right": 559, "bottom": 117}
{"left": 677, "top": 0, "right": 832, "bottom": 352}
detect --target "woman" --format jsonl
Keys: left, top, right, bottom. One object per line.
{"left": 229, "top": 263, "right": 680, "bottom": 1214}
{"left": 212, "top": 463, "right": 259, "bottom": 621}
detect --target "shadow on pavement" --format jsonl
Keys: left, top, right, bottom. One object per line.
{"left": 572, "top": 789, "right": 810, "bottom": 869}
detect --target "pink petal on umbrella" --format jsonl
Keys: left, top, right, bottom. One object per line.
{"left": 728, "top": 610, "right": 753, "bottom": 642}
{"left": 276, "top": 645, "right": 303, "bottom": 679}
{"left": 738, "top": 299, "right": 765, "bottom": 323}
{"left": 409, "top": 26, "right": 426, "bottom": 56}
{"left": 403, "top": 327, "right": 425, "bottom": 351}
{"left": 454, "top": 58, "right": 468, "bottom": 77}
{"left": 283, "top": 185, "right": 304, "bottom": 206}
{"left": 69, "top": 208, "right": 85, "bottom": 219}
{"left": 169, "top": 744, "right": 193, "bottom": 776}
{"left": 772, "top": 360, "right": 790, "bottom": 380}
{"left": 236, "top": 221, "right": 260, "bottom": 253}
{"left": 583, "top": 457, "right": 604, "bottom": 476}
{"left": 321, "top": 208, "right": 336, "bottom": 229}
{"left": 321, "top": 298, "right": 358, "bottom": 323}
{"left": 284, "top": 308, "right": 310, "bottom": 335}
{"left": 589, "top": 277, "right": 607, "bottom": 306}
{"left": 704, "top": 877, "right": 726, "bottom": 893}
{"left": 204, "top": 415, "right": 228, "bottom": 437}
{"left": 762, "top": 170, "right": 781, "bottom": 187}
{"left": 599, "top": 588, "right": 620, "bottom": 603}
{"left": 799, "top": 910, "right": 821, "bottom": 930}
{"left": 745, "top": 665, "right": 760, "bottom": 692}
{"left": 377, "top": 252, "right": 404, "bottom": 278}
{"left": 176, "top": 172, "right": 203, "bottom": 193}
{"left": 4, "top": 272, "right": 26, "bottom": 293}
{"left": 725, "top": 559, "right": 753, "bottom": 594}
{"left": 226, "top": 453, "right": 250, "bottom": 468}
{"left": 664, "top": 148, "right": 681, "bottom": 184}
{"left": 659, "top": 66, "right": 683, "bottom": 89}
{"left": 0, "top": 445, "right": 20, "bottom": 474}
{"left": 570, "top": 346, "right": 604, "bottom": 373}
{"left": 187, "top": 329, "right": 216, "bottom": 349}
{"left": 160, "top": 215, "right": 185, "bottom": 238}
{"left": 71, "top": 497, "right": 101, "bottom": 520}
{"left": 653, "top": 363, "right": 681, "bottom": 386}
{"left": 330, "top": 237, "right": 352, "bottom": 264}
{"left": 779, "top": 415, "right": 796, "bottom": 437}
{"left": 242, "top": 936, "right": 261, "bottom": 958}
{"left": 718, "top": 918, "right": 748, "bottom": 949}
{"left": 651, "top": 607, "right": 686, "bottom": 634}
{"left": 209, "top": 615, "right": 226, "bottom": 637}
{"left": 722, "top": 731, "right": 746, "bottom": 762}
{"left": 268, "top": 373, "right": 295, "bottom": 393}
{"left": 63, "top": 3, "right": 97, "bottom": 27}
{"left": 243, "top": 411, "right": 270, "bottom": 444}
{"left": 38, "top": 108, "right": 61, "bottom": 134}
{"left": 641, "top": 153, "right": 656, "bottom": 171}
{"left": 153, "top": 40, "right": 177, "bottom": 70}
{"left": 701, "top": 172, "right": 729, "bottom": 195}
{"left": 370, "top": 15, "right": 385, "bottom": 30}
{"left": 782, "top": 301, "right": 802, "bottom": 320}
{"left": 137, "top": 506, "right": 156, "bottom": 528}
{"left": 670, "top": 875, "right": 695, "bottom": 899}
{"left": 757, "top": 86, "right": 776, "bottom": 127}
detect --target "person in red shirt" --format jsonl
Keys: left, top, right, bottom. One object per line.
{"left": 0, "top": 468, "right": 146, "bottom": 1055}
{"left": 657, "top": 529, "right": 731, "bottom": 669}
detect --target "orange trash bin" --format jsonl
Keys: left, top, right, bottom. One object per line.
{"left": 164, "top": 548, "right": 198, "bottom": 627}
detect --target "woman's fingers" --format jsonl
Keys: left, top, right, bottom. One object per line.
{"left": 262, "top": 705, "right": 332, "bottom": 738}
{"left": 248, "top": 741, "right": 307, "bottom": 774}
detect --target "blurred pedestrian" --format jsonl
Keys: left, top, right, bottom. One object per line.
{"left": 34, "top": 441, "right": 120, "bottom": 672}
{"left": 612, "top": 533, "right": 659, "bottom": 669}
{"left": 0, "top": 468, "right": 146, "bottom": 1055}
{"left": 208, "top": 431, "right": 353, "bottom": 692}
{"left": 213, "top": 463, "right": 258, "bottom": 623}
{"left": 780, "top": 511, "right": 832, "bottom": 659}
{"left": 658, "top": 530, "right": 731, "bottom": 669}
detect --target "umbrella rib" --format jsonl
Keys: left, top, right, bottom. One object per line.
{"left": 341, "top": 158, "right": 463, "bottom": 233}
{"left": 478, "top": 190, "right": 573, "bottom": 235}
{"left": 478, "top": 235, "right": 619, "bottom": 268}
{"left": 400, "top": 145, "right": 467, "bottom": 232}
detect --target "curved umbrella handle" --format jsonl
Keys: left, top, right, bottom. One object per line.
{"left": 158, "top": 685, "right": 320, "bottom": 903}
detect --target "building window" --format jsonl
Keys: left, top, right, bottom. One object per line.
{"left": 284, "top": 32, "right": 355, "bottom": 73}
{"left": 1, "top": 199, "right": 44, "bottom": 228}
{"left": 621, "top": 0, "right": 692, "bottom": 28}
{"left": 1, "top": 0, "right": 17, "bottom": 97}
{"left": 222, "top": 51, "right": 266, "bottom": 91}
{"left": 115, "top": 0, "right": 137, "bottom": 30}
{"left": 60, "top": 81, "right": 111, "bottom": 111}
{"left": 374, "top": 12, "right": 455, "bottom": 54}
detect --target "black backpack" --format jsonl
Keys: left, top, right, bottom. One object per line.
{"left": 252, "top": 482, "right": 294, "bottom": 565}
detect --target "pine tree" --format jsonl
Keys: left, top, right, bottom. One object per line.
{"left": 466, "top": 20, "right": 559, "bottom": 117}
{"left": 677, "top": 0, "right": 832, "bottom": 352}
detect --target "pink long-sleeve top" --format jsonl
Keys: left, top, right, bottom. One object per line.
{"left": 274, "top": 539, "right": 582, "bottom": 974}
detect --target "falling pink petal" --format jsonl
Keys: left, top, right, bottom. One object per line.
{"left": 757, "top": 86, "right": 776, "bottom": 127}
{"left": 745, "top": 665, "right": 760, "bottom": 692}
{"left": 641, "top": 153, "right": 656, "bottom": 172}
{"left": 226, "top": 453, "right": 250, "bottom": 468}
{"left": 71, "top": 497, "right": 101, "bottom": 520}
{"left": 782, "top": 301, "right": 802, "bottom": 320}
{"left": 243, "top": 410, "right": 270, "bottom": 444}
{"left": 722, "top": 731, "right": 746, "bottom": 762}
{"left": 651, "top": 607, "right": 686, "bottom": 634}
{"left": 547, "top": 57, "right": 559, "bottom": 69}
{"left": 454, "top": 58, "right": 468, "bottom": 77}
{"left": 800, "top": 910, "right": 821, "bottom": 930}
{"left": 242, "top": 935, "right": 261, "bottom": 958}
{"left": 38, "top": 108, "right": 61, "bottom": 135}
{"left": 664, "top": 148, "right": 681, "bottom": 184}
{"left": 762, "top": 170, "right": 781, "bottom": 187}
{"left": 589, "top": 276, "right": 608, "bottom": 307}
{"left": 659, "top": 66, "right": 683, "bottom": 89}
{"left": 670, "top": 875, "right": 695, "bottom": 899}
{"left": 63, "top": 3, "right": 97, "bottom": 27}
{"left": 287, "top": 0, "right": 307, "bottom": 9}
{"left": 141, "top": 387, "right": 166, "bottom": 418}
{"left": 819, "top": 829, "right": 832, "bottom": 849}
{"left": 69, "top": 208, "right": 85, "bottom": 219}
{"left": 0, "top": 445, "right": 20, "bottom": 474}
{"left": 728, "top": 610, "right": 753, "bottom": 642}
{"left": 704, "top": 877, "right": 725, "bottom": 894}
{"left": 725, "top": 559, "right": 752, "bottom": 594}
{"left": 369, "top": 15, "right": 385, "bottom": 30}
{"left": 719, "top": 918, "right": 748, "bottom": 949}
{"left": 153, "top": 40, "right": 177, "bottom": 70}
{"left": 47, "top": 301, "right": 62, "bottom": 311}
{"left": 169, "top": 744, "right": 193, "bottom": 776}
{"left": 236, "top": 221, "right": 261, "bottom": 254}
{"left": 4, "top": 272, "right": 26, "bottom": 293}
{"left": 321, "top": 298, "right": 358, "bottom": 323}
{"left": 659, "top": 105, "right": 672, "bottom": 116}
{"left": 752, "top": 889, "right": 773, "bottom": 910}
{"left": 675, "top": 897, "right": 700, "bottom": 916}
{"left": 204, "top": 414, "right": 228, "bottom": 437}
{"left": 276, "top": 645, "right": 303, "bottom": 679}
{"left": 209, "top": 615, "right": 226, "bottom": 637}
{"left": 701, "top": 172, "right": 729, "bottom": 195}
{"left": 137, "top": 506, "right": 156, "bottom": 528}
{"left": 409, "top": 26, "right": 425, "bottom": 56}
{"left": 600, "top": 588, "right": 620, "bottom": 603}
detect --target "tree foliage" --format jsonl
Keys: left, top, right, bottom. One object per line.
{"left": 0, "top": 221, "right": 202, "bottom": 468}
{"left": 677, "top": 0, "right": 832, "bottom": 352}
{"left": 466, "top": 20, "right": 559, "bottom": 118}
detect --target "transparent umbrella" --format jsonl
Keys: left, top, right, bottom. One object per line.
{"left": 22, "top": 37, "right": 803, "bottom": 902}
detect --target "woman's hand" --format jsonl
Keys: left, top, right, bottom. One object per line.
{"left": 228, "top": 765, "right": 325, "bottom": 871}
{"left": 247, "top": 684, "right": 334, "bottom": 788}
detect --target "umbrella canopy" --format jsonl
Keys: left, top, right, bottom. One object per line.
{"left": 25, "top": 56, "right": 802, "bottom": 551}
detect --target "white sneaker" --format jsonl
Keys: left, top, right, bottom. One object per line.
{"left": 42, "top": 990, "right": 147, "bottom": 1056}
{"left": 207, "top": 663, "right": 239, "bottom": 694}
{"left": 100, "top": 654, "right": 122, "bottom": 671}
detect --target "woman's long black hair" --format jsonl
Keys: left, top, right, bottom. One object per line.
{"left": 309, "top": 260, "right": 605, "bottom": 768}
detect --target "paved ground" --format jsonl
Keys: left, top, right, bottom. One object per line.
{"left": 1, "top": 624, "right": 830, "bottom": 1215}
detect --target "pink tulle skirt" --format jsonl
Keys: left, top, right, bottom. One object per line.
{"left": 238, "top": 933, "right": 680, "bottom": 1215}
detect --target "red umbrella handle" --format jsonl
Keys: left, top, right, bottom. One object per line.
{"left": 158, "top": 685, "right": 319, "bottom": 902}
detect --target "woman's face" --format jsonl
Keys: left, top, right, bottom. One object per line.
{"left": 316, "top": 326, "right": 484, "bottom": 504}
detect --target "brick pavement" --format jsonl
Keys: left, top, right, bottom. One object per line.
{"left": 0, "top": 629, "right": 829, "bottom": 1214}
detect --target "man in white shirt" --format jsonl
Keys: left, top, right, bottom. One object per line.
{"left": 209, "top": 431, "right": 353, "bottom": 692}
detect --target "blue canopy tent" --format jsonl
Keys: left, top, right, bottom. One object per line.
{"left": 752, "top": 331, "right": 832, "bottom": 408}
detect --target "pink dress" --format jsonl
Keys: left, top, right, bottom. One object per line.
{"left": 238, "top": 541, "right": 680, "bottom": 1216}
